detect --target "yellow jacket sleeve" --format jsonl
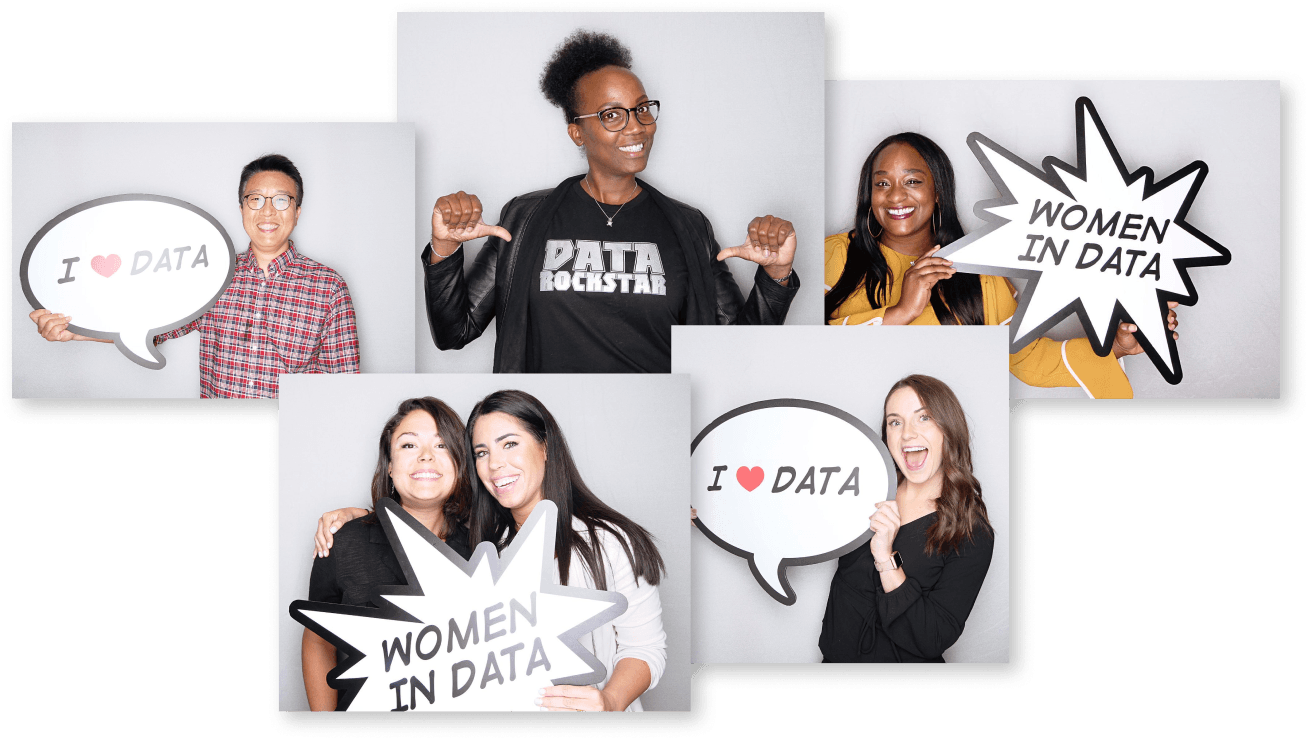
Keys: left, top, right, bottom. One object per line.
{"left": 987, "top": 277, "right": 1132, "bottom": 399}
{"left": 824, "top": 232, "right": 848, "bottom": 293}
{"left": 1008, "top": 338, "right": 1131, "bottom": 399}
{"left": 830, "top": 305, "right": 890, "bottom": 326}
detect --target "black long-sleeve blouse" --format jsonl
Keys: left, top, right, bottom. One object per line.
{"left": 819, "top": 512, "right": 994, "bottom": 662}
{"left": 305, "top": 514, "right": 475, "bottom": 709}
{"left": 308, "top": 515, "right": 473, "bottom": 608}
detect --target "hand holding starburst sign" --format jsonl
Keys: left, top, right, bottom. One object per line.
{"left": 936, "top": 97, "right": 1230, "bottom": 384}
{"left": 290, "top": 499, "right": 627, "bottom": 711}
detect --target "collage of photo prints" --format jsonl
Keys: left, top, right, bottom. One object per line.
{"left": 4, "top": 4, "right": 1296, "bottom": 737}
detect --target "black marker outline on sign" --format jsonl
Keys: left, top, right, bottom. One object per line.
{"left": 690, "top": 398, "right": 896, "bottom": 606}
{"left": 289, "top": 498, "right": 627, "bottom": 711}
{"left": 936, "top": 96, "right": 1231, "bottom": 385}
{"left": 19, "top": 193, "right": 237, "bottom": 370}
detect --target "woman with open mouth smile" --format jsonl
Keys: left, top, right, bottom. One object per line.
{"left": 824, "top": 133, "right": 1180, "bottom": 399}
{"left": 819, "top": 374, "right": 994, "bottom": 663}
{"left": 419, "top": 30, "right": 801, "bottom": 373}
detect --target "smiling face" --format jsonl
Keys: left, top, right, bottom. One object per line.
{"left": 567, "top": 66, "right": 655, "bottom": 181}
{"left": 884, "top": 386, "right": 946, "bottom": 487}
{"left": 869, "top": 142, "right": 937, "bottom": 251}
{"left": 240, "top": 170, "right": 300, "bottom": 255}
{"left": 387, "top": 410, "right": 458, "bottom": 508}
{"left": 472, "top": 411, "right": 547, "bottom": 522}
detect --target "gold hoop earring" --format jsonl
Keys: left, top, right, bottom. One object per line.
{"left": 864, "top": 212, "right": 884, "bottom": 241}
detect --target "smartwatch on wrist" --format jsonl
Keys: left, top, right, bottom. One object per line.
{"left": 874, "top": 551, "right": 903, "bottom": 573}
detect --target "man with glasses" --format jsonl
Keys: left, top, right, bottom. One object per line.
{"left": 29, "top": 154, "right": 360, "bottom": 397}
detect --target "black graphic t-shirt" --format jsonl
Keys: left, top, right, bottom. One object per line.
{"left": 528, "top": 180, "right": 688, "bottom": 372}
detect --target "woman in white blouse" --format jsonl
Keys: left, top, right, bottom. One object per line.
{"left": 465, "top": 389, "right": 666, "bottom": 711}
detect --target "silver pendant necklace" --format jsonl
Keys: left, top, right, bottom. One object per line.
{"left": 585, "top": 175, "right": 638, "bottom": 227}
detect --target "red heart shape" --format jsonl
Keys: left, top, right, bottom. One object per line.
{"left": 736, "top": 466, "right": 764, "bottom": 492}
{"left": 91, "top": 254, "right": 121, "bottom": 278}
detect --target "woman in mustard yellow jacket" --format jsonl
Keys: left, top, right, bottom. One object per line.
{"left": 825, "top": 132, "right": 1179, "bottom": 399}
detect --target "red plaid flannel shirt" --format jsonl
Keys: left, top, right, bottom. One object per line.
{"left": 154, "top": 243, "right": 360, "bottom": 398}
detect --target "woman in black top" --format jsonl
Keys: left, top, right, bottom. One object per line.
{"left": 301, "top": 397, "right": 475, "bottom": 710}
{"left": 420, "top": 30, "right": 801, "bottom": 373}
{"left": 819, "top": 375, "right": 994, "bottom": 662}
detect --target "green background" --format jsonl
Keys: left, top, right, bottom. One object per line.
{"left": 2, "top": 1, "right": 1297, "bottom": 737}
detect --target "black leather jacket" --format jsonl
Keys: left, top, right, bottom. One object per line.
{"left": 420, "top": 175, "right": 800, "bottom": 372}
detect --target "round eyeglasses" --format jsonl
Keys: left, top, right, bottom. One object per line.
{"left": 242, "top": 194, "right": 297, "bottom": 211}
{"left": 573, "top": 100, "right": 660, "bottom": 132}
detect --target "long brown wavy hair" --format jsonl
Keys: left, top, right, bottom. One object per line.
{"left": 881, "top": 375, "right": 991, "bottom": 555}
{"left": 368, "top": 397, "right": 474, "bottom": 539}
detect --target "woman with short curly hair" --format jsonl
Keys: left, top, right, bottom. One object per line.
{"left": 420, "top": 30, "right": 801, "bottom": 373}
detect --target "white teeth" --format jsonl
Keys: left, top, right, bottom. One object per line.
{"left": 903, "top": 446, "right": 927, "bottom": 452}
{"left": 619, "top": 143, "right": 644, "bottom": 152}
{"left": 495, "top": 476, "right": 519, "bottom": 488}
{"left": 412, "top": 472, "right": 439, "bottom": 479}
{"left": 888, "top": 207, "right": 914, "bottom": 216}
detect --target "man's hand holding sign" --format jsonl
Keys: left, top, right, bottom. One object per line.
{"left": 21, "top": 195, "right": 236, "bottom": 369}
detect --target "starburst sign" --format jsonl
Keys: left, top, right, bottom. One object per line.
{"left": 290, "top": 499, "right": 627, "bottom": 711}
{"left": 936, "top": 97, "right": 1230, "bottom": 384}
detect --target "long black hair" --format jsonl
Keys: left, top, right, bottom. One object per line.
{"left": 466, "top": 390, "right": 664, "bottom": 590}
{"left": 366, "top": 397, "right": 473, "bottom": 539}
{"left": 825, "top": 132, "right": 985, "bottom": 325}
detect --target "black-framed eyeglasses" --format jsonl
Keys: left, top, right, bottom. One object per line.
{"left": 242, "top": 193, "right": 297, "bottom": 211}
{"left": 573, "top": 100, "right": 660, "bottom": 132}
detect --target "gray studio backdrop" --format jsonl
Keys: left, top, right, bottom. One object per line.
{"left": 400, "top": 12, "right": 826, "bottom": 373}
{"left": 673, "top": 326, "right": 1009, "bottom": 663}
{"left": 278, "top": 374, "right": 692, "bottom": 711}
{"left": 12, "top": 123, "right": 416, "bottom": 398}
{"left": 825, "top": 81, "right": 1280, "bottom": 399}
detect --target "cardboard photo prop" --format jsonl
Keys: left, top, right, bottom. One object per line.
{"left": 20, "top": 194, "right": 236, "bottom": 369}
{"left": 691, "top": 399, "right": 896, "bottom": 605}
{"left": 290, "top": 499, "right": 628, "bottom": 711}
{"left": 936, "top": 97, "right": 1230, "bottom": 384}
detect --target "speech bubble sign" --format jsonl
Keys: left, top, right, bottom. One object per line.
{"left": 691, "top": 399, "right": 896, "bottom": 605}
{"left": 290, "top": 499, "right": 628, "bottom": 711}
{"left": 20, "top": 194, "right": 236, "bottom": 370}
{"left": 936, "top": 97, "right": 1231, "bottom": 385}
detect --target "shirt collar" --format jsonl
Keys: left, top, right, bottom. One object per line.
{"left": 239, "top": 241, "right": 298, "bottom": 275}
